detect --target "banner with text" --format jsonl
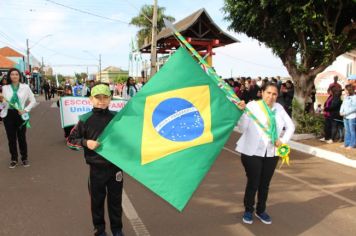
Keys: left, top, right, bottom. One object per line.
{"left": 59, "top": 96, "right": 127, "bottom": 128}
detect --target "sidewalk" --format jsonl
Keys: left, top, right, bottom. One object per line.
{"left": 296, "top": 138, "right": 356, "bottom": 160}
{"left": 289, "top": 137, "right": 356, "bottom": 168}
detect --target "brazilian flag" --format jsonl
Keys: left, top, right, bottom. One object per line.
{"left": 96, "top": 47, "right": 242, "bottom": 211}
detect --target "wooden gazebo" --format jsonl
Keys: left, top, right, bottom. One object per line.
{"left": 140, "top": 8, "right": 239, "bottom": 66}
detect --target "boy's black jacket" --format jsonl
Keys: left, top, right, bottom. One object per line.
{"left": 67, "top": 108, "right": 116, "bottom": 165}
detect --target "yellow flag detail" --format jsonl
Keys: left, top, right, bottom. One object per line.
{"left": 141, "top": 85, "right": 213, "bottom": 165}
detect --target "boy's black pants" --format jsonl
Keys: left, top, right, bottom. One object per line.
{"left": 3, "top": 109, "right": 28, "bottom": 162}
{"left": 241, "top": 154, "right": 278, "bottom": 214}
{"left": 89, "top": 164, "right": 123, "bottom": 235}
{"left": 64, "top": 126, "right": 74, "bottom": 138}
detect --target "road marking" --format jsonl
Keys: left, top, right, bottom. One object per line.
{"left": 321, "top": 182, "right": 356, "bottom": 189}
{"left": 222, "top": 147, "right": 356, "bottom": 206}
{"left": 122, "top": 189, "right": 151, "bottom": 236}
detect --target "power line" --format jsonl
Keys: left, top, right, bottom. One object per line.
{"left": 217, "top": 51, "right": 284, "bottom": 71}
{"left": 34, "top": 43, "right": 96, "bottom": 61}
{"left": 122, "top": 0, "right": 152, "bottom": 24}
{"left": 44, "top": 0, "right": 130, "bottom": 24}
{"left": 0, "top": 16, "right": 120, "bottom": 24}
{"left": 0, "top": 39, "right": 26, "bottom": 55}
{"left": 0, "top": 30, "right": 26, "bottom": 51}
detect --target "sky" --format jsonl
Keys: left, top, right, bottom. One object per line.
{"left": 0, "top": 0, "right": 289, "bottom": 78}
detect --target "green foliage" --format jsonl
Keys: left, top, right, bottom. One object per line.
{"left": 223, "top": 1, "right": 355, "bottom": 65}
{"left": 57, "top": 74, "right": 65, "bottom": 82}
{"left": 45, "top": 75, "right": 55, "bottom": 83}
{"left": 130, "top": 5, "right": 175, "bottom": 48}
{"left": 292, "top": 99, "right": 324, "bottom": 135}
{"left": 113, "top": 75, "right": 128, "bottom": 84}
{"left": 223, "top": 0, "right": 356, "bottom": 99}
{"left": 74, "top": 72, "right": 88, "bottom": 83}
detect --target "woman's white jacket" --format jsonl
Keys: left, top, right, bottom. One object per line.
{"left": 0, "top": 83, "right": 37, "bottom": 118}
{"left": 235, "top": 101, "right": 295, "bottom": 157}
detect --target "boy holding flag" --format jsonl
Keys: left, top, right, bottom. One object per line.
{"left": 67, "top": 84, "right": 124, "bottom": 236}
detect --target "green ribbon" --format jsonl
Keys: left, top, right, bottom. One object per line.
{"left": 8, "top": 84, "right": 31, "bottom": 128}
{"left": 10, "top": 84, "right": 21, "bottom": 109}
{"left": 260, "top": 100, "right": 278, "bottom": 145}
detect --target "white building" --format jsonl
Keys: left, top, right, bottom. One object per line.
{"left": 315, "top": 50, "right": 356, "bottom": 96}
{"left": 314, "top": 50, "right": 356, "bottom": 106}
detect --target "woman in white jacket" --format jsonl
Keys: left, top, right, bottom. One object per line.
{"left": 122, "top": 77, "right": 139, "bottom": 100}
{"left": 0, "top": 68, "right": 36, "bottom": 168}
{"left": 235, "top": 82, "right": 295, "bottom": 225}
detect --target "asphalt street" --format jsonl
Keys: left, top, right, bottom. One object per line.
{"left": 0, "top": 98, "right": 355, "bottom": 236}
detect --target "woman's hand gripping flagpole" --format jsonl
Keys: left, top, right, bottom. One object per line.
{"left": 163, "top": 19, "right": 291, "bottom": 167}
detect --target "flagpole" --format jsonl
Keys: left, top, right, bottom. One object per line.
{"left": 163, "top": 19, "right": 269, "bottom": 135}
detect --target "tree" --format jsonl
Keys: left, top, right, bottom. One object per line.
{"left": 223, "top": 0, "right": 356, "bottom": 107}
{"left": 130, "top": 4, "right": 175, "bottom": 48}
{"left": 45, "top": 75, "right": 55, "bottom": 83}
{"left": 57, "top": 74, "right": 65, "bottom": 84}
{"left": 74, "top": 72, "right": 88, "bottom": 83}
{"left": 114, "top": 75, "right": 129, "bottom": 84}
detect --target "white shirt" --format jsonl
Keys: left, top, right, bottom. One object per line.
{"left": 122, "top": 85, "right": 140, "bottom": 100}
{"left": 235, "top": 101, "right": 295, "bottom": 157}
{"left": 340, "top": 94, "right": 356, "bottom": 119}
{"left": 0, "top": 83, "right": 37, "bottom": 118}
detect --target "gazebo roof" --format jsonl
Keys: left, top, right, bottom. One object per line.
{"left": 140, "top": 8, "right": 239, "bottom": 53}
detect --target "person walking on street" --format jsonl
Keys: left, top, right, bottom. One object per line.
{"left": 340, "top": 84, "right": 356, "bottom": 149}
{"left": 122, "top": 77, "right": 139, "bottom": 100}
{"left": 43, "top": 81, "right": 51, "bottom": 100}
{"left": 0, "top": 76, "right": 8, "bottom": 122}
{"left": 67, "top": 84, "right": 124, "bottom": 236}
{"left": 235, "top": 82, "right": 295, "bottom": 225}
{"left": 0, "top": 68, "right": 37, "bottom": 168}
{"left": 51, "top": 83, "right": 56, "bottom": 98}
{"left": 57, "top": 86, "right": 74, "bottom": 139}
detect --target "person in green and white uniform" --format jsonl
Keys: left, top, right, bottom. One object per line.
{"left": 0, "top": 68, "right": 37, "bottom": 168}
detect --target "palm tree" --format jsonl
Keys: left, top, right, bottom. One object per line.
{"left": 130, "top": 5, "right": 175, "bottom": 48}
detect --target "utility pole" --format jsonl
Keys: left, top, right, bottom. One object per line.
{"left": 26, "top": 39, "right": 30, "bottom": 72}
{"left": 41, "top": 57, "right": 44, "bottom": 71}
{"left": 150, "top": 0, "right": 158, "bottom": 78}
{"left": 99, "top": 54, "right": 102, "bottom": 82}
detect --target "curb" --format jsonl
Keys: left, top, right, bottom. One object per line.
{"left": 288, "top": 140, "right": 356, "bottom": 168}
{"left": 233, "top": 128, "right": 356, "bottom": 169}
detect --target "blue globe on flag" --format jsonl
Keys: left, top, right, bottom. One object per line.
{"left": 152, "top": 98, "right": 204, "bottom": 142}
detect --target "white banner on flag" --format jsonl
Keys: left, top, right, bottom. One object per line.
{"left": 59, "top": 96, "right": 127, "bottom": 128}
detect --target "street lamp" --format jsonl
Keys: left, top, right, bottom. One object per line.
{"left": 83, "top": 50, "right": 101, "bottom": 82}
{"left": 26, "top": 34, "right": 52, "bottom": 71}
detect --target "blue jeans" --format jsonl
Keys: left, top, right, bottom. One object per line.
{"left": 344, "top": 118, "right": 356, "bottom": 148}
